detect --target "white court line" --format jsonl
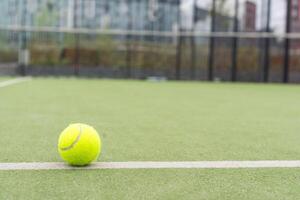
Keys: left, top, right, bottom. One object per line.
{"left": 0, "top": 77, "right": 32, "bottom": 88}
{"left": 1, "top": 161, "right": 300, "bottom": 170}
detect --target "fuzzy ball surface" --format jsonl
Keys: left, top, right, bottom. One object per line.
{"left": 58, "top": 123, "right": 101, "bottom": 166}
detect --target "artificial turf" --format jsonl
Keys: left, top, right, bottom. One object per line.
{"left": 2, "top": 169, "right": 300, "bottom": 200}
{"left": 0, "top": 77, "right": 300, "bottom": 199}
{"left": 0, "top": 77, "right": 10, "bottom": 81}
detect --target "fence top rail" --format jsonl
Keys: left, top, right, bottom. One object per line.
{"left": 0, "top": 25, "right": 300, "bottom": 39}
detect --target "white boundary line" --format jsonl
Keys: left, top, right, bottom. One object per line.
{"left": 0, "top": 77, "right": 32, "bottom": 88}
{"left": 1, "top": 161, "right": 300, "bottom": 170}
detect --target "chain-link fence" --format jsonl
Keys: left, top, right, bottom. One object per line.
{"left": 0, "top": 0, "right": 299, "bottom": 83}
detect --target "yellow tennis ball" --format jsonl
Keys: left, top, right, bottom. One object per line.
{"left": 58, "top": 123, "right": 101, "bottom": 166}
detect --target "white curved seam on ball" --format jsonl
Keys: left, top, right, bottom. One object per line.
{"left": 60, "top": 124, "right": 83, "bottom": 151}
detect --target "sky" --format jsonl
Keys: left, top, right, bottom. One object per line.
{"left": 181, "top": 0, "right": 287, "bottom": 33}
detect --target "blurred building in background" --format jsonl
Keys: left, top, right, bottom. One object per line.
{"left": 242, "top": 1, "right": 256, "bottom": 31}
{"left": 0, "top": 0, "right": 180, "bottom": 32}
{"left": 194, "top": 6, "right": 234, "bottom": 32}
{"left": 291, "top": 0, "right": 300, "bottom": 31}
{"left": 291, "top": 0, "right": 300, "bottom": 49}
{"left": 0, "top": 0, "right": 259, "bottom": 33}
{"left": 0, "top": 0, "right": 19, "bottom": 26}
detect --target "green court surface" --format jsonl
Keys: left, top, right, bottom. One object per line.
{"left": 2, "top": 169, "right": 300, "bottom": 199}
{"left": 0, "top": 77, "right": 10, "bottom": 81}
{"left": 0, "top": 78, "right": 300, "bottom": 199}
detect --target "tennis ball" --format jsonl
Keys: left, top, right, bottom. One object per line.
{"left": 58, "top": 123, "right": 101, "bottom": 166}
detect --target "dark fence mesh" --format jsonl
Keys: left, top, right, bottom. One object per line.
{"left": 0, "top": 0, "right": 299, "bottom": 83}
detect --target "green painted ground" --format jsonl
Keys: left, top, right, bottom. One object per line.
{"left": 1, "top": 169, "right": 300, "bottom": 200}
{"left": 0, "top": 78, "right": 300, "bottom": 199}
{"left": 0, "top": 76, "right": 10, "bottom": 81}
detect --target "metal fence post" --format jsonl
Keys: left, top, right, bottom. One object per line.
{"left": 208, "top": 0, "right": 216, "bottom": 81}
{"left": 190, "top": 0, "right": 196, "bottom": 80}
{"left": 126, "top": 0, "right": 132, "bottom": 78}
{"left": 175, "top": 31, "right": 182, "bottom": 80}
{"left": 263, "top": 0, "right": 271, "bottom": 82}
{"left": 231, "top": 0, "right": 239, "bottom": 82}
{"left": 74, "top": 0, "right": 80, "bottom": 76}
{"left": 283, "top": 0, "right": 291, "bottom": 83}
{"left": 175, "top": 2, "right": 181, "bottom": 80}
{"left": 190, "top": 35, "right": 196, "bottom": 80}
{"left": 19, "top": 0, "right": 28, "bottom": 76}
